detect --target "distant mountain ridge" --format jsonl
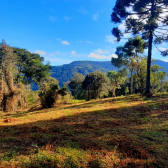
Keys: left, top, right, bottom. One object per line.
{"left": 51, "top": 60, "right": 168, "bottom": 87}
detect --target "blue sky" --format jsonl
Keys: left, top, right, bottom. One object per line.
{"left": 0, "top": 0, "right": 167, "bottom": 65}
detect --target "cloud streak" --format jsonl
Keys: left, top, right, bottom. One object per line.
{"left": 88, "top": 53, "right": 117, "bottom": 59}
{"left": 94, "top": 48, "right": 109, "bottom": 54}
{"left": 71, "top": 51, "right": 76, "bottom": 56}
{"left": 86, "top": 40, "right": 93, "bottom": 44}
{"left": 105, "top": 35, "right": 115, "bottom": 44}
{"left": 34, "top": 50, "right": 47, "bottom": 56}
{"left": 61, "top": 41, "right": 70, "bottom": 45}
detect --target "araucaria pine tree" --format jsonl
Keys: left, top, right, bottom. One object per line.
{"left": 111, "top": 0, "right": 168, "bottom": 95}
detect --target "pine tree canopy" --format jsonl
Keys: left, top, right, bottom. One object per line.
{"left": 111, "top": 0, "right": 168, "bottom": 55}
{"left": 111, "top": 0, "right": 168, "bottom": 94}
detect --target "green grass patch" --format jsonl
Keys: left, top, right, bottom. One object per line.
{"left": 1, "top": 94, "right": 168, "bottom": 167}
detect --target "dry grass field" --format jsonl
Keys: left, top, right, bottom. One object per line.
{"left": 0, "top": 94, "right": 168, "bottom": 167}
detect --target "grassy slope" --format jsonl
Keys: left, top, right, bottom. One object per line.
{"left": 0, "top": 95, "right": 168, "bottom": 167}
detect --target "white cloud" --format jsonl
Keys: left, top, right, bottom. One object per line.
{"left": 161, "top": 59, "right": 168, "bottom": 62}
{"left": 49, "top": 53, "right": 54, "bottom": 57}
{"left": 86, "top": 40, "right": 93, "bottom": 44}
{"left": 34, "top": 50, "right": 47, "bottom": 56}
{"left": 61, "top": 41, "right": 70, "bottom": 45}
{"left": 106, "top": 32, "right": 129, "bottom": 44}
{"left": 71, "top": 51, "right": 85, "bottom": 57}
{"left": 159, "top": 47, "right": 167, "bottom": 51}
{"left": 118, "top": 23, "right": 132, "bottom": 38}
{"left": 110, "top": 54, "right": 118, "bottom": 58}
{"left": 88, "top": 53, "right": 117, "bottom": 59}
{"left": 105, "top": 35, "right": 115, "bottom": 44}
{"left": 126, "top": 6, "right": 133, "bottom": 12}
{"left": 79, "top": 6, "right": 88, "bottom": 14}
{"left": 118, "top": 23, "right": 126, "bottom": 32}
{"left": 49, "top": 16, "right": 57, "bottom": 21}
{"left": 71, "top": 51, "right": 76, "bottom": 56}
{"left": 64, "top": 16, "right": 71, "bottom": 20}
{"left": 94, "top": 48, "right": 109, "bottom": 54}
{"left": 92, "top": 13, "right": 99, "bottom": 21}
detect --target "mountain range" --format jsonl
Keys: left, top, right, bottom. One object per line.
{"left": 51, "top": 59, "right": 168, "bottom": 87}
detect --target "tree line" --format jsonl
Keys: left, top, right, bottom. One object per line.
{"left": 68, "top": 36, "right": 167, "bottom": 100}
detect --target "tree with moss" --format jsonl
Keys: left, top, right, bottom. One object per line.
{"left": 133, "top": 57, "right": 148, "bottom": 93}
{"left": 38, "top": 77, "right": 60, "bottom": 108}
{"left": 0, "top": 40, "right": 18, "bottom": 111}
{"left": 0, "top": 40, "right": 52, "bottom": 111}
{"left": 107, "top": 68, "right": 129, "bottom": 97}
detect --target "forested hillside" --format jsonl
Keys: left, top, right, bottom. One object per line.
{"left": 51, "top": 60, "right": 168, "bottom": 87}
{"left": 51, "top": 61, "right": 118, "bottom": 87}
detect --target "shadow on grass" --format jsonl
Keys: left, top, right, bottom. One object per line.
{"left": 0, "top": 95, "right": 146, "bottom": 119}
{"left": 0, "top": 96, "right": 168, "bottom": 167}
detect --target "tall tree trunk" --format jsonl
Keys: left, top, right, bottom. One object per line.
{"left": 112, "top": 87, "right": 116, "bottom": 97}
{"left": 130, "top": 69, "right": 133, "bottom": 94}
{"left": 146, "top": 30, "right": 153, "bottom": 94}
{"left": 87, "top": 87, "right": 90, "bottom": 101}
{"left": 145, "top": 0, "right": 154, "bottom": 95}
{"left": 0, "top": 58, "right": 3, "bottom": 111}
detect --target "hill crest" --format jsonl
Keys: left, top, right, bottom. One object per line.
{"left": 51, "top": 60, "right": 168, "bottom": 87}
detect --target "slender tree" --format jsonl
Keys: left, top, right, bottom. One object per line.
{"left": 111, "top": 0, "right": 168, "bottom": 95}
{"left": 112, "top": 36, "right": 145, "bottom": 94}
{"left": 134, "top": 57, "right": 147, "bottom": 93}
